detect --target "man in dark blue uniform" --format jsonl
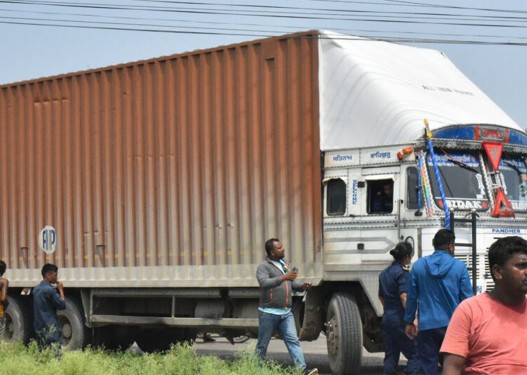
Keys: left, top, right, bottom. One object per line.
{"left": 379, "top": 242, "right": 421, "bottom": 375}
{"left": 33, "top": 263, "right": 66, "bottom": 352}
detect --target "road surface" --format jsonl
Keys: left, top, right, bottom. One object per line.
{"left": 193, "top": 334, "right": 408, "bottom": 375}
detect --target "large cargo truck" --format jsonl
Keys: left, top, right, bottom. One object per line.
{"left": 1, "top": 30, "right": 526, "bottom": 374}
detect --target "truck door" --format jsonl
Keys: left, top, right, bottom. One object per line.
{"left": 398, "top": 165, "right": 424, "bottom": 257}
{"left": 360, "top": 169, "right": 401, "bottom": 263}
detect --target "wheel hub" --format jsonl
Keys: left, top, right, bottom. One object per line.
{"left": 325, "top": 318, "right": 339, "bottom": 357}
{"left": 62, "top": 323, "right": 72, "bottom": 339}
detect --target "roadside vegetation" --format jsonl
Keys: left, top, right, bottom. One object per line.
{"left": 0, "top": 341, "right": 299, "bottom": 375}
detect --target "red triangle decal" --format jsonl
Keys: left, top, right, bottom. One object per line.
{"left": 491, "top": 188, "right": 515, "bottom": 217}
{"left": 483, "top": 142, "right": 503, "bottom": 171}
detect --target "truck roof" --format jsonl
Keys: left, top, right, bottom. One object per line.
{"left": 1, "top": 29, "right": 521, "bottom": 152}
{"left": 318, "top": 30, "right": 523, "bottom": 150}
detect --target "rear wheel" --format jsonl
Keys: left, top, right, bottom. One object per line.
{"left": 326, "top": 292, "right": 363, "bottom": 375}
{"left": 3, "top": 296, "right": 33, "bottom": 344}
{"left": 57, "top": 298, "right": 90, "bottom": 350}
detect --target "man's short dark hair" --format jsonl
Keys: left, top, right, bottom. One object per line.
{"left": 432, "top": 229, "right": 455, "bottom": 250}
{"left": 488, "top": 236, "right": 527, "bottom": 280}
{"left": 265, "top": 238, "right": 279, "bottom": 256}
{"left": 41, "top": 263, "right": 58, "bottom": 278}
{"left": 0, "top": 260, "right": 6, "bottom": 276}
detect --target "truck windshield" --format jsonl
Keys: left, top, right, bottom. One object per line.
{"left": 427, "top": 151, "right": 489, "bottom": 211}
{"left": 499, "top": 157, "right": 527, "bottom": 212}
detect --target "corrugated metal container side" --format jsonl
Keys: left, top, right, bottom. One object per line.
{"left": 0, "top": 31, "right": 323, "bottom": 287}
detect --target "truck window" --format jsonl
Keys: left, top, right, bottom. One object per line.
{"left": 427, "top": 151, "right": 489, "bottom": 211}
{"left": 368, "top": 179, "right": 393, "bottom": 214}
{"left": 327, "top": 178, "right": 347, "bottom": 216}
{"left": 406, "top": 167, "right": 423, "bottom": 209}
{"left": 499, "top": 157, "right": 527, "bottom": 212}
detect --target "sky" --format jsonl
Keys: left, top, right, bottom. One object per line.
{"left": 1, "top": 0, "right": 526, "bottom": 128}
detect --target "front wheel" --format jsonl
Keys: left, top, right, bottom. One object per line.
{"left": 326, "top": 292, "right": 363, "bottom": 375}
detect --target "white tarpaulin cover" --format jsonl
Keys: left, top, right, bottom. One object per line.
{"left": 318, "top": 31, "right": 523, "bottom": 151}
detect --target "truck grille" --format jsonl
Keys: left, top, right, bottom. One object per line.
{"left": 455, "top": 253, "right": 495, "bottom": 292}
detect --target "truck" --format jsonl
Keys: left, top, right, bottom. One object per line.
{"left": 1, "top": 30, "right": 525, "bottom": 375}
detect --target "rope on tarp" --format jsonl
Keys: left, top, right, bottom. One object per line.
{"left": 416, "top": 154, "right": 422, "bottom": 212}
{"left": 418, "top": 152, "right": 435, "bottom": 217}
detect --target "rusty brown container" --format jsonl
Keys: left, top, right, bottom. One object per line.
{"left": 0, "top": 31, "right": 323, "bottom": 287}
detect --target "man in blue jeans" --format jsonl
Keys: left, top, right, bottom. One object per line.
{"left": 256, "top": 238, "right": 317, "bottom": 375}
{"left": 404, "top": 229, "right": 473, "bottom": 375}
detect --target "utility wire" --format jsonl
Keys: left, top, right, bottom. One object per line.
{"left": 2, "top": 0, "right": 527, "bottom": 22}
{"left": 1, "top": 0, "right": 527, "bottom": 45}
{"left": 4, "top": 5, "right": 527, "bottom": 41}
{"left": 2, "top": 17, "right": 527, "bottom": 46}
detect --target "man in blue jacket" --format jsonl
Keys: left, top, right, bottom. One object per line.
{"left": 33, "top": 263, "right": 66, "bottom": 352}
{"left": 404, "top": 229, "right": 473, "bottom": 375}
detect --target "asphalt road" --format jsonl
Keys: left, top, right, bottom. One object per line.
{"left": 193, "top": 334, "right": 408, "bottom": 375}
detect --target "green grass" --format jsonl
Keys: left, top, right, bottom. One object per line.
{"left": 0, "top": 341, "right": 301, "bottom": 375}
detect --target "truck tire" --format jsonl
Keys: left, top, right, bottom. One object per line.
{"left": 3, "top": 296, "right": 33, "bottom": 344}
{"left": 58, "top": 298, "right": 90, "bottom": 350}
{"left": 326, "top": 292, "right": 363, "bottom": 375}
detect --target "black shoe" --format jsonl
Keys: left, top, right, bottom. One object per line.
{"left": 304, "top": 368, "right": 318, "bottom": 375}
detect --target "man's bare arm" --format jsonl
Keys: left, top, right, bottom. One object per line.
{"left": 442, "top": 353, "right": 466, "bottom": 375}
{"left": 0, "top": 278, "right": 8, "bottom": 302}
{"left": 399, "top": 292, "right": 407, "bottom": 309}
{"left": 56, "top": 281, "right": 65, "bottom": 300}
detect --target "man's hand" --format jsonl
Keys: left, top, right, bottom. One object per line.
{"left": 405, "top": 323, "right": 417, "bottom": 340}
{"left": 280, "top": 271, "right": 298, "bottom": 282}
{"left": 303, "top": 282, "right": 312, "bottom": 291}
{"left": 56, "top": 281, "right": 66, "bottom": 299}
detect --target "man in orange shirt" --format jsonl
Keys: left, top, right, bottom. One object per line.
{"left": 440, "top": 236, "right": 527, "bottom": 374}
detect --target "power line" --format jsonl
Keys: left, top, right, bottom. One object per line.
{"left": 2, "top": 0, "right": 527, "bottom": 22}
{"left": 4, "top": 5, "right": 527, "bottom": 41}
{"left": 1, "top": 0, "right": 527, "bottom": 45}
{"left": 2, "top": 17, "right": 527, "bottom": 46}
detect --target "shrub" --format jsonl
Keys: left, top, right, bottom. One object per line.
{"left": 0, "top": 341, "right": 298, "bottom": 375}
